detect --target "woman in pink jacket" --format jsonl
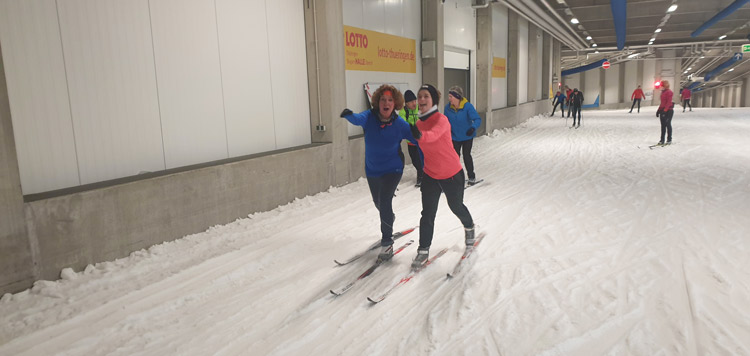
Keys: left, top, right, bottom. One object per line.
{"left": 409, "top": 84, "right": 475, "bottom": 269}
{"left": 656, "top": 80, "right": 675, "bottom": 145}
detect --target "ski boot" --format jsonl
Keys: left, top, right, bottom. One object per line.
{"left": 377, "top": 244, "right": 393, "bottom": 263}
{"left": 465, "top": 225, "right": 476, "bottom": 246}
{"left": 411, "top": 249, "right": 429, "bottom": 270}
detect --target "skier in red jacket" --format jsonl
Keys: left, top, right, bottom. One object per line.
{"left": 629, "top": 85, "right": 645, "bottom": 113}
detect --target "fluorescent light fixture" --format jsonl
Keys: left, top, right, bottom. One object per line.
{"left": 655, "top": 28, "right": 662, "bottom": 33}
{"left": 571, "top": 18, "right": 579, "bottom": 24}
{"left": 684, "top": 71, "right": 688, "bottom": 73}
{"left": 700, "top": 56, "right": 705, "bottom": 59}
{"left": 627, "top": 53, "right": 639, "bottom": 58}
{"left": 592, "top": 43, "right": 597, "bottom": 47}
{"left": 650, "top": 38, "right": 656, "bottom": 42}
{"left": 687, "top": 67, "right": 692, "bottom": 70}
{"left": 729, "top": 68, "right": 734, "bottom": 72}
{"left": 586, "top": 36, "right": 592, "bottom": 40}
{"left": 667, "top": 4, "right": 677, "bottom": 12}
{"left": 718, "top": 35, "right": 727, "bottom": 40}
{"left": 595, "top": 50, "right": 599, "bottom": 54}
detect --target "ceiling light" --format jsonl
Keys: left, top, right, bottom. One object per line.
{"left": 729, "top": 68, "right": 735, "bottom": 71}
{"left": 700, "top": 56, "right": 705, "bottom": 59}
{"left": 650, "top": 38, "right": 656, "bottom": 42}
{"left": 595, "top": 50, "right": 599, "bottom": 54}
{"left": 684, "top": 71, "right": 688, "bottom": 73}
{"left": 627, "top": 53, "right": 639, "bottom": 58}
{"left": 655, "top": 28, "right": 662, "bottom": 33}
{"left": 667, "top": 4, "right": 678, "bottom": 12}
{"left": 592, "top": 44, "right": 597, "bottom": 47}
{"left": 571, "top": 18, "right": 579, "bottom": 24}
{"left": 718, "top": 35, "right": 727, "bottom": 40}
{"left": 586, "top": 36, "right": 592, "bottom": 40}
{"left": 687, "top": 67, "right": 692, "bottom": 71}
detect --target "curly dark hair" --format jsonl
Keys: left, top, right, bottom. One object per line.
{"left": 371, "top": 84, "right": 404, "bottom": 111}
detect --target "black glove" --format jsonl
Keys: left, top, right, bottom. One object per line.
{"left": 466, "top": 127, "right": 475, "bottom": 136}
{"left": 340, "top": 108, "right": 353, "bottom": 118}
{"left": 410, "top": 124, "right": 422, "bottom": 140}
{"left": 656, "top": 109, "right": 662, "bottom": 118}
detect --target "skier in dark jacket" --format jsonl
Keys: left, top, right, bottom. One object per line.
{"left": 569, "top": 88, "right": 584, "bottom": 127}
{"left": 340, "top": 85, "right": 417, "bottom": 262}
{"left": 551, "top": 91, "right": 566, "bottom": 117}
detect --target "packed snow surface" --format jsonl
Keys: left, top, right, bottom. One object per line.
{"left": 2, "top": 108, "right": 749, "bottom": 356}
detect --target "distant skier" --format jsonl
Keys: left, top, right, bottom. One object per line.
{"left": 445, "top": 86, "right": 481, "bottom": 186}
{"left": 680, "top": 87, "right": 692, "bottom": 112}
{"left": 409, "top": 84, "right": 475, "bottom": 269}
{"left": 656, "top": 80, "right": 675, "bottom": 145}
{"left": 569, "top": 88, "right": 584, "bottom": 128}
{"left": 551, "top": 90, "right": 566, "bottom": 117}
{"left": 629, "top": 85, "right": 645, "bottom": 113}
{"left": 340, "top": 85, "right": 417, "bottom": 262}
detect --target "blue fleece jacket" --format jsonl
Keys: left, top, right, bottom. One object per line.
{"left": 343, "top": 109, "right": 417, "bottom": 177}
{"left": 445, "top": 98, "right": 481, "bottom": 142}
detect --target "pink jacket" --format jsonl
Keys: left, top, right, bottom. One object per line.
{"left": 631, "top": 88, "right": 645, "bottom": 100}
{"left": 659, "top": 89, "right": 674, "bottom": 111}
{"left": 415, "top": 109, "right": 462, "bottom": 180}
{"left": 681, "top": 89, "right": 691, "bottom": 100}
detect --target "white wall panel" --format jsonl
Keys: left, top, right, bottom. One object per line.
{"left": 150, "top": 0, "right": 227, "bottom": 169}
{"left": 643, "top": 60, "right": 656, "bottom": 102}
{"left": 492, "top": 4, "right": 508, "bottom": 109}
{"left": 343, "top": 0, "right": 422, "bottom": 137}
{"left": 535, "top": 28, "right": 543, "bottom": 100}
{"left": 57, "top": 0, "right": 165, "bottom": 184}
{"left": 518, "top": 18, "right": 528, "bottom": 104}
{"left": 444, "top": 0, "right": 476, "bottom": 51}
{"left": 584, "top": 69, "right": 600, "bottom": 105}
{"left": 624, "top": 61, "right": 638, "bottom": 101}
{"left": 215, "top": 0, "right": 276, "bottom": 156}
{"left": 563, "top": 73, "right": 580, "bottom": 92}
{"left": 445, "top": 50, "right": 469, "bottom": 70}
{"left": 604, "top": 64, "right": 619, "bottom": 104}
{"left": 266, "top": 0, "right": 311, "bottom": 149}
{"left": 0, "top": 0, "right": 80, "bottom": 194}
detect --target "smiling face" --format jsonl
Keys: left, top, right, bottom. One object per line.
{"left": 378, "top": 91, "right": 394, "bottom": 119}
{"left": 417, "top": 89, "right": 433, "bottom": 113}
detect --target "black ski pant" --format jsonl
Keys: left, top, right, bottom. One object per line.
{"left": 418, "top": 170, "right": 473, "bottom": 251}
{"left": 659, "top": 109, "right": 674, "bottom": 143}
{"left": 630, "top": 99, "right": 641, "bottom": 113}
{"left": 552, "top": 102, "right": 564, "bottom": 117}
{"left": 367, "top": 172, "right": 403, "bottom": 246}
{"left": 407, "top": 144, "right": 423, "bottom": 181}
{"left": 683, "top": 99, "right": 691, "bottom": 111}
{"left": 570, "top": 106, "right": 582, "bottom": 125}
{"left": 453, "top": 139, "right": 475, "bottom": 180}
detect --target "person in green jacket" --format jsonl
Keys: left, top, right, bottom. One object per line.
{"left": 398, "top": 90, "right": 424, "bottom": 187}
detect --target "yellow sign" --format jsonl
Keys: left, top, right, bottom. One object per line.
{"left": 492, "top": 57, "right": 506, "bottom": 78}
{"left": 344, "top": 26, "right": 416, "bottom": 73}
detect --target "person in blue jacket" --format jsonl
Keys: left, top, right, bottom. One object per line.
{"left": 445, "top": 86, "right": 481, "bottom": 185}
{"left": 551, "top": 90, "right": 566, "bottom": 117}
{"left": 340, "top": 84, "right": 417, "bottom": 262}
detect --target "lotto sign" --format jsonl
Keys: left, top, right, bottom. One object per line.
{"left": 344, "top": 26, "right": 417, "bottom": 73}
{"left": 602, "top": 61, "right": 611, "bottom": 69}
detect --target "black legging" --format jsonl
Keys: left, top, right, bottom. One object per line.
{"left": 452, "top": 139, "right": 475, "bottom": 180}
{"left": 630, "top": 99, "right": 641, "bottom": 112}
{"left": 418, "top": 170, "right": 473, "bottom": 250}
{"left": 407, "top": 144, "right": 423, "bottom": 181}
{"left": 570, "top": 106, "right": 582, "bottom": 125}
{"left": 659, "top": 109, "right": 674, "bottom": 143}
{"left": 683, "top": 99, "right": 691, "bottom": 111}
{"left": 552, "top": 102, "right": 564, "bottom": 117}
{"left": 366, "top": 172, "right": 403, "bottom": 246}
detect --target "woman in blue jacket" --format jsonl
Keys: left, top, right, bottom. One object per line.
{"left": 340, "top": 84, "right": 417, "bottom": 262}
{"left": 445, "top": 86, "right": 481, "bottom": 185}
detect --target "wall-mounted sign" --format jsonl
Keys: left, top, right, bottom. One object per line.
{"left": 344, "top": 26, "right": 416, "bottom": 73}
{"left": 492, "top": 57, "right": 506, "bottom": 78}
{"left": 602, "top": 61, "right": 610, "bottom": 69}
{"left": 742, "top": 44, "right": 750, "bottom": 53}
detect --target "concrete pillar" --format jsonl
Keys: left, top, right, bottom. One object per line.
{"left": 475, "top": 5, "right": 492, "bottom": 133}
{"left": 541, "top": 33, "right": 551, "bottom": 99}
{"left": 743, "top": 77, "right": 750, "bottom": 107}
{"left": 580, "top": 70, "right": 586, "bottom": 93}
{"left": 552, "top": 39, "right": 561, "bottom": 90}
{"left": 619, "top": 61, "right": 626, "bottom": 103}
{"left": 527, "top": 23, "right": 539, "bottom": 101}
{"left": 599, "top": 67, "right": 606, "bottom": 104}
{"left": 507, "top": 11, "right": 519, "bottom": 106}
{"left": 0, "top": 42, "right": 34, "bottom": 294}
{"left": 303, "top": 0, "right": 350, "bottom": 184}
{"left": 713, "top": 89, "right": 721, "bottom": 107}
{"left": 422, "top": 0, "right": 444, "bottom": 107}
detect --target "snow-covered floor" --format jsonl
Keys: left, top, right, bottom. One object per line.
{"left": 2, "top": 108, "right": 750, "bottom": 356}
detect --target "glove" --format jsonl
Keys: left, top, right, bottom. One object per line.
{"left": 410, "top": 124, "right": 422, "bottom": 140}
{"left": 466, "top": 127, "right": 475, "bottom": 136}
{"left": 656, "top": 109, "right": 662, "bottom": 117}
{"left": 340, "top": 108, "right": 353, "bottom": 118}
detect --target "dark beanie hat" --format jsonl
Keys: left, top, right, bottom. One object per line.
{"left": 419, "top": 84, "right": 440, "bottom": 105}
{"left": 404, "top": 89, "right": 416, "bottom": 102}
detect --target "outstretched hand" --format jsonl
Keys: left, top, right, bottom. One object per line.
{"left": 340, "top": 108, "right": 353, "bottom": 118}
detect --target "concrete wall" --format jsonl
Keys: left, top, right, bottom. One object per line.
{"left": 488, "top": 100, "right": 550, "bottom": 130}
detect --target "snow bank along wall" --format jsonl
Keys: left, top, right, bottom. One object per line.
{"left": 0, "top": 0, "right": 562, "bottom": 294}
